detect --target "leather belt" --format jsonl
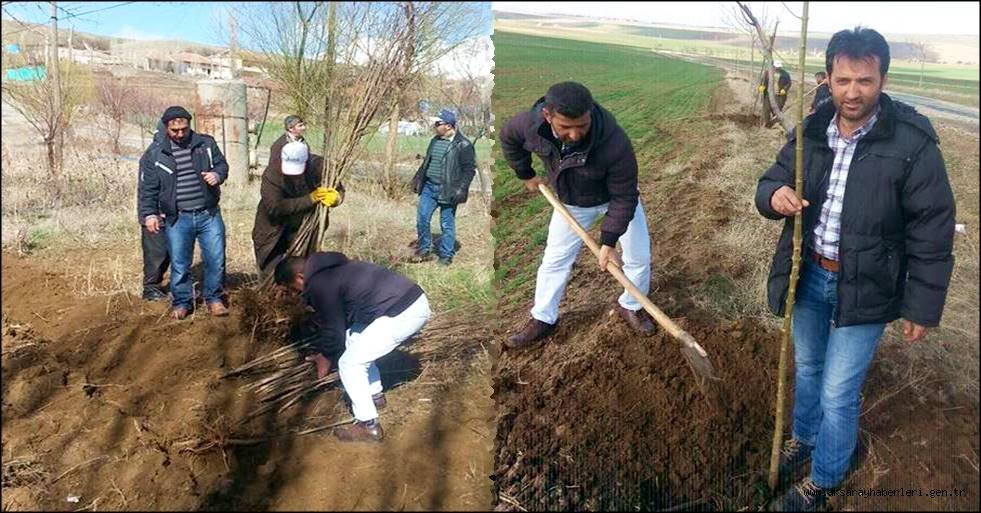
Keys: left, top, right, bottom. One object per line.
{"left": 810, "top": 250, "right": 839, "bottom": 273}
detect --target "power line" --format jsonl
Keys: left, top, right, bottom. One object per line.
{"left": 1, "top": 4, "right": 46, "bottom": 38}
{"left": 3, "top": 1, "right": 135, "bottom": 38}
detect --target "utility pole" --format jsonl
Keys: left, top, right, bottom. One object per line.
{"left": 229, "top": 10, "right": 239, "bottom": 79}
{"left": 68, "top": 26, "right": 74, "bottom": 64}
{"left": 50, "top": 0, "right": 63, "bottom": 173}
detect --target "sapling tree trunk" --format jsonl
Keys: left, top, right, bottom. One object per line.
{"left": 768, "top": 0, "right": 808, "bottom": 493}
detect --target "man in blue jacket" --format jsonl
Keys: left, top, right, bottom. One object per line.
{"left": 275, "top": 252, "right": 432, "bottom": 442}
{"left": 140, "top": 106, "right": 230, "bottom": 320}
{"left": 757, "top": 28, "right": 955, "bottom": 511}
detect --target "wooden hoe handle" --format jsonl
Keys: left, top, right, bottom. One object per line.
{"left": 538, "top": 183, "right": 708, "bottom": 358}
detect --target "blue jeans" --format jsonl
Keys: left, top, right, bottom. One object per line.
{"left": 166, "top": 208, "right": 226, "bottom": 310}
{"left": 792, "top": 258, "right": 886, "bottom": 488}
{"left": 416, "top": 180, "right": 457, "bottom": 259}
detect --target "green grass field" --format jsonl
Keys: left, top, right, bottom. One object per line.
{"left": 496, "top": 20, "right": 980, "bottom": 107}
{"left": 491, "top": 31, "right": 722, "bottom": 300}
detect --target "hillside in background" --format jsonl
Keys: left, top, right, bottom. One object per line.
{"left": 493, "top": 11, "right": 981, "bottom": 65}
{"left": 1, "top": 19, "right": 225, "bottom": 56}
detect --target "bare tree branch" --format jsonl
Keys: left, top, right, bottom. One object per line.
{"left": 736, "top": 1, "right": 794, "bottom": 132}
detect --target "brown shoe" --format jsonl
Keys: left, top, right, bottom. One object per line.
{"left": 170, "top": 307, "right": 190, "bottom": 320}
{"left": 372, "top": 392, "right": 387, "bottom": 410}
{"left": 208, "top": 301, "right": 229, "bottom": 317}
{"left": 505, "top": 318, "right": 557, "bottom": 349}
{"left": 617, "top": 304, "right": 655, "bottom": 335}
{"left": 334, "top": 419, "right": 384, "bottom": 442}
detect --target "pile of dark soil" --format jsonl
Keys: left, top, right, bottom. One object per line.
{"left": 493, "top": 307, "right": 779, "bottom": 510}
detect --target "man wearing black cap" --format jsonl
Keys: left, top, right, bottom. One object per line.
{"left": 140, "top": 106, "right": 231, "bottom": 320}
{"left": 409, "top": 108, "right": 477, "bottom": 266}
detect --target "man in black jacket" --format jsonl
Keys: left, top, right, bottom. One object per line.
{"left": 809, "top": 71, "right": 831, "bottom": 114}
{"left": 757, "top": 28, "right": 955, "bottom": 512}
{"left": 499, "top": 81, "right": 655, "bottom": 349}
{"left": 760, "top": 60, "right": 793, "bottom": 128}
{"left": 140, "top": 106, "right": 230, "bottom": 320}
{"left": 275, "top": 252, "right": 432, "bottom": 442}
{"left": 410, "top": 109, "right": 477, "bottom": 266}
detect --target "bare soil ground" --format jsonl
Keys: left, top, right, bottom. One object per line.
{"left": 1, "top": 245, "right": 495, "bottom": 511}
{"left": 490, "top": 77, "right": 979, "bottom": 510}
{"left": 1, "top": 107, "right": 497, "bottom": 510}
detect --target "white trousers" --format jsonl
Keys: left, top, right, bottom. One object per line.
{"left": 338, "top": 294, "right": 432, "bottom": 421}
{"left": 531, "top": 200, "right": 651, "bottom": 324}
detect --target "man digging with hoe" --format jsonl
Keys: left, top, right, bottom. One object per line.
{"left": 500, "top": 81, "right": 656, "bottom": 349}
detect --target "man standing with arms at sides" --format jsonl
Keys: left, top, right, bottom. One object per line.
{"left": 499, "top": 81, "right": 655, "bottom": 350}
{"left": 409, "top": 108, "right": 477, "bottom": 266}
{"left": 756, "top": 27, "right": 955, "bottom": 511}
{"left": 140, "top": 106, "right": 231, "bottom": 320}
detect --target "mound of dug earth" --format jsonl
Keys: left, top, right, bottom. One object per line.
{"left": 1, "top": 254, "right": 276, "bottom": 510}
{"left": 3, "top": 252, "right": 496, "bottom": 510}
{"left": 492, "top": 307, "right": 779, "bottom": 511}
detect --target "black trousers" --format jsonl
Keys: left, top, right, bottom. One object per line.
{"left": 141, "top": 224, "right": 170, "bottom": 290}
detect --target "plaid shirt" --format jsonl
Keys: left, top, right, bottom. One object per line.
{"left": 812, "top": 108, "right": 880, "bottom": 261}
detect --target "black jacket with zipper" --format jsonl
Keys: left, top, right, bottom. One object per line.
{"left": 499, "top": 97, "right": 640, "bottom": 247}
{"left": 411, "top": 130, "right": 477, "bottom": 205}
{"left": 139, "top": 130, "right": 229, "bottom": 224}
{"left": 755, "top": 93, "right": 955, "bottom": 327}
{"left": 136, "top": 121, "right": 167, "bottom": 224}
{"left": 302, "top": 252, "right": 424, "bottom": 358}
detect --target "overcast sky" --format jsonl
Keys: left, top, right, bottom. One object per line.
{"left": 492, "top": 2, "right": 981, "bottom": 36}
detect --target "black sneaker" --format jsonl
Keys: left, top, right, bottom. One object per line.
{"left": 142, "top": 286, "right": 168, "bottom": 301}
{"left": 778, "top": 437, "right": 814, "bottom": 485}
{"left": 769, "top": 477, "right": 830, "bottom": 512}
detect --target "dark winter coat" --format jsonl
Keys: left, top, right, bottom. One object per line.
{"left": 302, "top": 252, "right": 424, "bottom": 357}
{"left": 136, "top": 121, "right": 168, "bottom": 223}
{"left": 499, "top": 98, "right": 640, "bottom": 247}
{"left": 138, "top": 130, "right": 229, "bottom": 223}
{"left": 755, "top": 93, "right": 955, "bottom": 327}
{"left": 411, "top": 131, "right": 477, "bottom": 205}
{"left": 251, "top": 133, "right": 346, "bottom": 275}
{"left": 761, "top": 68, "right": 792, "bottom": 95}
{"left": 811, "top": 83, "right": 832, "bottom": 112}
